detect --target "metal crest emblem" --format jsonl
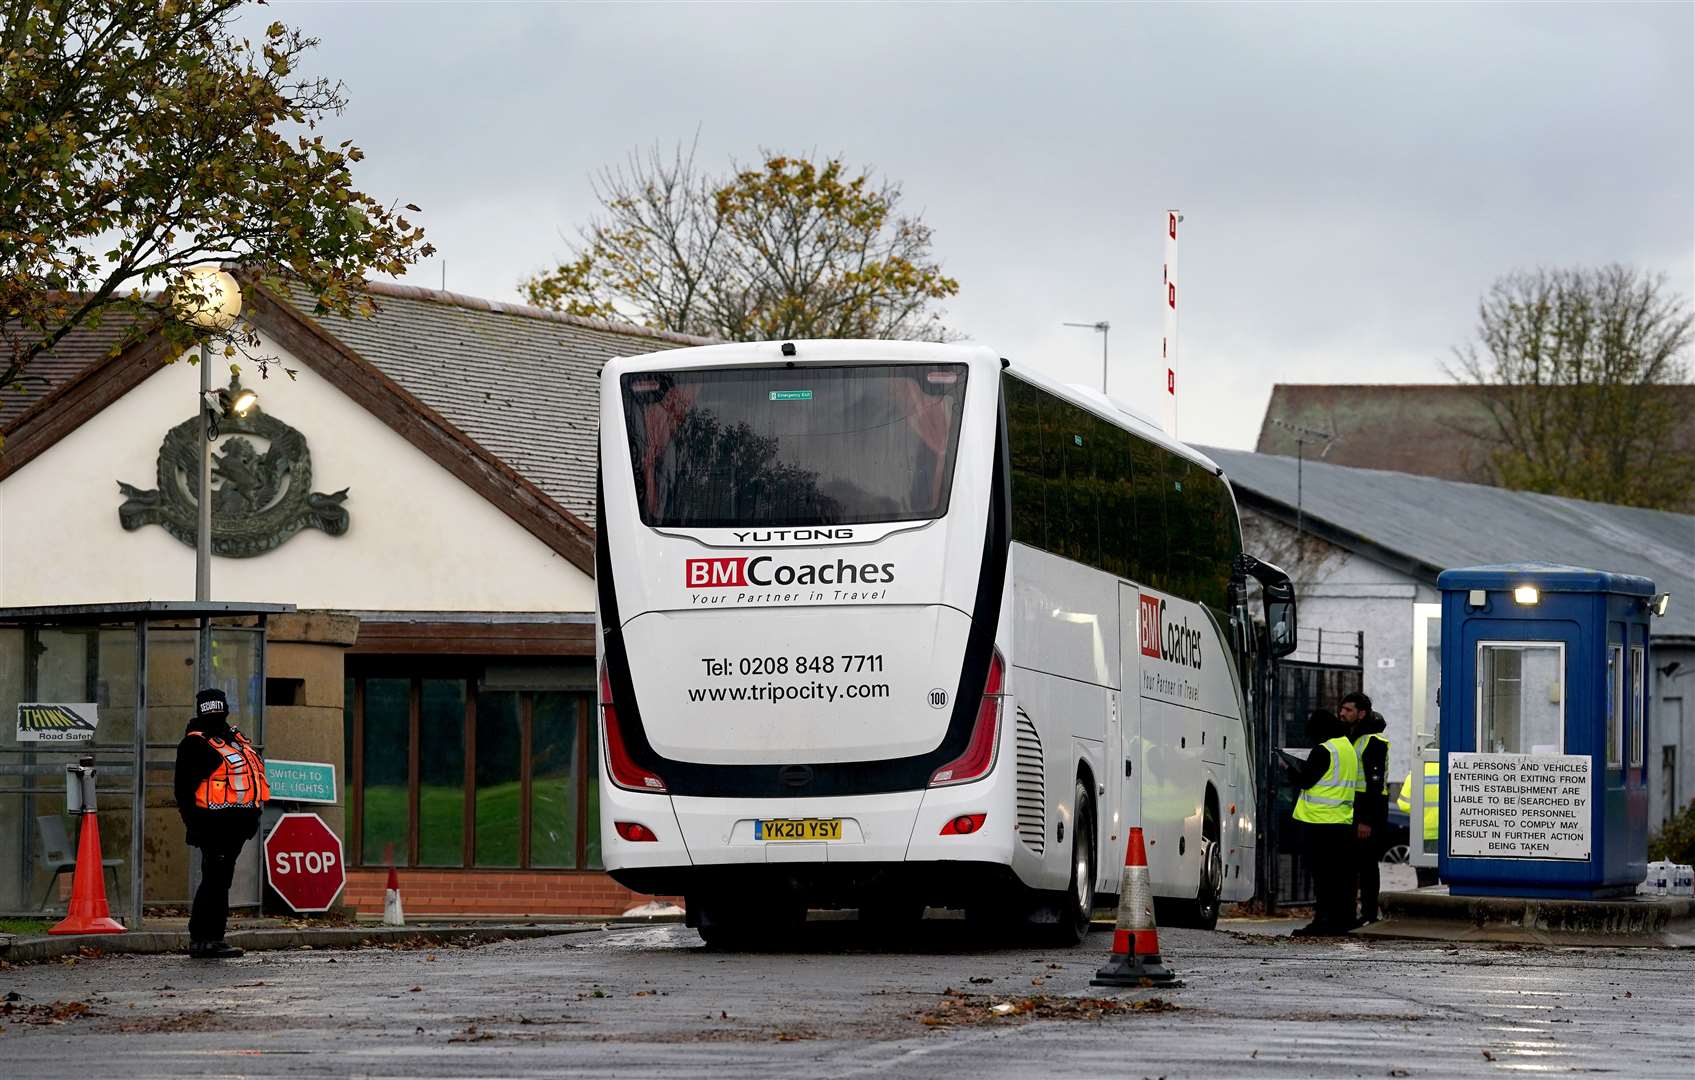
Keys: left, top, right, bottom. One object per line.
{"left": 117, "top": 376, "right": 349, "bottom": 556}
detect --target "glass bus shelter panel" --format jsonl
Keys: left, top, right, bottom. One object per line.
{"left": 0, "top": 624, "right": 141, "bottom": 916}
{"left": 142, "top": 625, "right": 263, "bottom": 907}
{"left": 1478, "top": 643, "right": 1565, "bottom": 755}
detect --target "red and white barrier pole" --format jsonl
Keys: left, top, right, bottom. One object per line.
{"left": 1162, "top": 210, "right": 1183, "bottom": 439}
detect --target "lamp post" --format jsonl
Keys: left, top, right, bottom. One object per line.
{"left": 1063, "top": 320, "right": 1111, "bottom": 394}
{"left": 178, "top": 266, "right": 244, "bottom": 689}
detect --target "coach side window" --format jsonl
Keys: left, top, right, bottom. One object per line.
{"left": 1128, "top": 437, "right": 1169, "bottom": 592}
{"left": 1005, "top": 377, "right": 1047, "bottom": 549}
{"left": 1096, "top": 418, "right": 1134, "bottom": 578}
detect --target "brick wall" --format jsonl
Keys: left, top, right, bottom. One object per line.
{"left": 343, "top": 868, "right": 679, "bottom": 917}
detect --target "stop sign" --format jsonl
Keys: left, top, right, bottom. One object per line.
{"left": 263, "top": 812, "right": 346, "bottom": 913}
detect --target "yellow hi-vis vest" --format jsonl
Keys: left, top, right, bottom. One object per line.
{"left": 1397, "top": 761, "right": 1440, "bottom": 841}
{"left": 1294, "top": 736, "right": 1359, "bottom": 825}
{"left": 1353, "top": 732, "right": 1391, "bottom": 797}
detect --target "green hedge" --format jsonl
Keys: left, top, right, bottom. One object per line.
{"left": 1648, "top": 800, "right": 1695, "bottom": 865}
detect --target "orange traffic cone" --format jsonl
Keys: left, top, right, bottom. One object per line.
{"left": 1091, "top": 827, "right": 1178, "bottom": 987}
{"left": 382, "top": 863, "right": 405, "bottom": 927}
{"left": 48, "top": 813, "right": 126, "bottom": 935}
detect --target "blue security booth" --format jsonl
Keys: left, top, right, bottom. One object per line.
{"left": 1436, "top": 564, "right": 1656, "bottom": 899}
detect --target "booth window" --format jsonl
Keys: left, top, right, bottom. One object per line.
{"left": 1607, "top": 645, "right": 1623, "bottom": 768}
{"left": 1477, "top": 642, "right": 1564, "bottom": 754}
{"left": 1629, "top": 646, "right": 1645, "bottom": 769}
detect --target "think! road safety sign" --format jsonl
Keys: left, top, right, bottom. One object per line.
{"left": 16, "top": 703, "right": 99, "bottom": 744}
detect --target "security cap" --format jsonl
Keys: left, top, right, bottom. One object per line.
{"left": 196, "top": 688, "right": 229, "bottom": 718}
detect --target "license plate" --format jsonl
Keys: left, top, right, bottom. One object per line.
{"left": 755, "top": 818, "right": 842, "bottom": 841}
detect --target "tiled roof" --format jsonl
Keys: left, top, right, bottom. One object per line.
{"left": 276, "top": 282, "right": 711, "bottom": 526}
{"left": 1, "top": 315, "right": 146, "bottom": 430}
{"left": 1255, "top": 384, "right": 1695, "bottom": 494}
{"left": 1206, "top": 445, "right": 1695, "bottom": 641}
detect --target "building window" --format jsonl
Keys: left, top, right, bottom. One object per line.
{"left": 474, "top": 691, "right": 522, "bottom": 867}
{"left": 361, "top": 677, "right": 410, "bottom": 865}
{"left": 346, "top": 671, "right": 599, "bottom": 870}
{"left": 419, "top": 679, "right": 467, "bottom": 866}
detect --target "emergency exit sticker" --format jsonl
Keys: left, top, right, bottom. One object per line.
{"left": 769, "top": 390, "right": 813, "bottom": 401}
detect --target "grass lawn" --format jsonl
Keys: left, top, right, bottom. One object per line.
{"left": 0, "top": 918, "right": 54, "bottom": 936}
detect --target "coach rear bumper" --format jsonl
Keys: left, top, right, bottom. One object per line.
{"left": 602, "top": 766, "right": 1019, "bottom": 898}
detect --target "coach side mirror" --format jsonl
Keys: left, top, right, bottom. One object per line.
{"left": 1266, "top": 597, "right": 1297, "bottom": 659}
{"left": 1236, "top": 553, "right": 1299, "bottom": 660}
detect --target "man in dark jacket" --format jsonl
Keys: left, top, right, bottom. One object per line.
{"left": 175, "top": 688, "right": 266, "bottom": 959}
{"left": 1341, "top": 692, "right": 1391, "bottom": 925}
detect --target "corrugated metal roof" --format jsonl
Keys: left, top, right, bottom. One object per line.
{"left": 280, "top": 283, "right": 705, "bottom": 526}
{"left": 1204, "top": 445, "right": 1695, "bottom": 640}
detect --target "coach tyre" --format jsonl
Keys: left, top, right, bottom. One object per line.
{"left": 1045, "top": 778, "right": 1096, "bottom": 946}
{"left": 1160, "top": 788, "right": 1223, "bottom": 930}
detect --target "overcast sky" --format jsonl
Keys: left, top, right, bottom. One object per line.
{"left": 260, "top": 1, "right": 1694, "bottom": 449}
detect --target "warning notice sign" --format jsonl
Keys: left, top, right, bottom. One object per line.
{"left": 1449, "top": 753, "right": 1591, "bottom": 861}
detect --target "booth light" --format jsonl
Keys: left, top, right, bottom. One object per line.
{"left": 1649, "top": 593, "right": 1671, "bottom": 618}
{"left": 1513, "top": 586, "right": 1540, "bottom": 606}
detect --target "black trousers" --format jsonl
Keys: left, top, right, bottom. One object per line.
{"left": 189, "top": 839, "right": 247, "bottom": 944}
{"left": 1356, "top": 827, "right": 1383, "bottom": 921}
{"left": 1302, "top": 822, "right": 1358, "bottom": 930}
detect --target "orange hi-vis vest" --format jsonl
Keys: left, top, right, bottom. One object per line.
{"left": 190, "top": 728, "right": 269, "bottom": 810}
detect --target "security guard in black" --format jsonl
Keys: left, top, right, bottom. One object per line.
{"left": 174, "top": 688, "right": 264, "bottom": 959}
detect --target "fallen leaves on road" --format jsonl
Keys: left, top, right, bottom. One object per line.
{"left": 918, "top": 991, "right": 1180, "bottom": 1028}
{"left": 111, "top": 1009, "right": 226, "bottom": 1034}
{"left": 0, "top": 999, "right": 95, "bottom": 1025}
{"left": 449, "top": 1023, "right": 497, "bottom": 1043}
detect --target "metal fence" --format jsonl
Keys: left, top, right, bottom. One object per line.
{"left": 1255, "top": 629, "right": 1364, "bottom": 910}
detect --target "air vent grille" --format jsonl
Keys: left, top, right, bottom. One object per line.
{"left": 1015, "top": 709, "right": 1045, "bottom": 856}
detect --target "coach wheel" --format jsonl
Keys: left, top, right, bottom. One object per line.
{"left": 1038, "top": 779, "right": 1096, "bottom": 946}
{"left": 1161, "top": 794, "right": 1222, "bottom": 931}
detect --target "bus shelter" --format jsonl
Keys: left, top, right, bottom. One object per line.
{"left": 0, "top": 601, "right": 292, "bottom": 925}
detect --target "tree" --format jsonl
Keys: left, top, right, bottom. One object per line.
{"left": 1449, "top": 266, "right": 1695, "bottom": 511}
{"left": 1, "top": 0, "right": 432, "bottom": 417}
{"left": 521, "top": 144, "right": 958, "bottom": 342}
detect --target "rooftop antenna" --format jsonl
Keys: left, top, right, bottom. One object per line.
{"left": 1270, "top": 418, "right": 1338, "bottom": 537}
{"left": 1062, "top": 321, "right": 1110, "bottom": 394}
{"left": 441, "top": 260, "right": 446, "bottom": 292}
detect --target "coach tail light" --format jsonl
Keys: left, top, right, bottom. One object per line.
{"left": 929, "top": 649, "right": 1005, "bottom": 787}
{"left": 601, "top": 662, "right": 667, "bottom": 793}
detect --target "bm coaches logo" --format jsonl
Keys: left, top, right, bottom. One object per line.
{"left": 687, "top": 555, "right": 896, "bottom": 588}
{"left": 1138, "top": 593, "right": 1203, "bottom": 670}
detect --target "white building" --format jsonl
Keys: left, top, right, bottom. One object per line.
{"left": 1204, "top": 446, "right": 1695, "bottom": 829}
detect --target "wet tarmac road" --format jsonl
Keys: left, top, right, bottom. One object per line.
{"left": 3, "top": 922, "right": 1691, "bottom": 1078}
